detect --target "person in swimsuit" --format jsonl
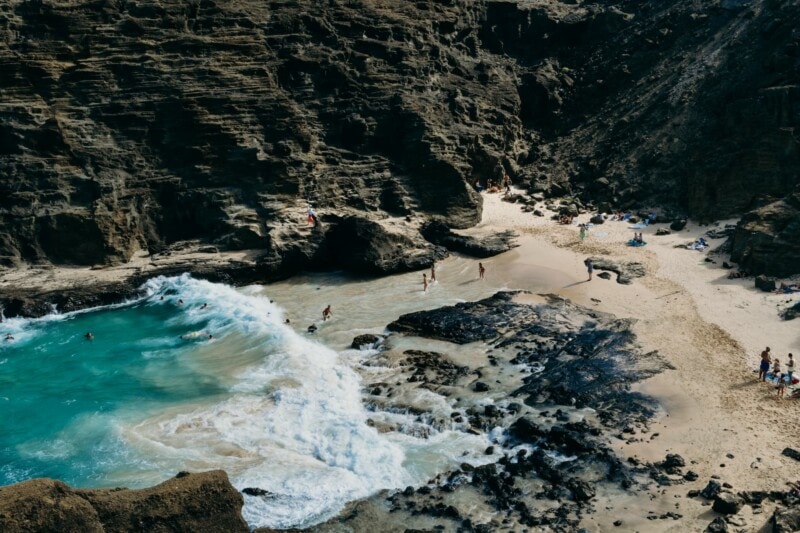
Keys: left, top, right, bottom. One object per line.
{"left": 200, "top": 303, "right": 208, "bottom": 310}
{"left": 773, "top": 358, "right": 781, "bottom": 377}
{"left": 322, "top": 305, "right": 332, "bottom": 321}
{"left": 84, "top": 332, "right": 94, "bottom": 341}
{"left": 787, "top": 353, "right": 795, "bottom": 384}
{"left": 777, "top": 373, "right": 787, "bottom": 397}
{"left": 423, "top": 273, "right": 429, "bottom": 292}
{"left": 585, "top": 258, "right": 594, "bottom": 281}
{"left": 759, "top": 347, "right": 771, "bottom": 381}
{"left": 478, "top": 262, "right": 485, "bottom": 280}
{"left": 4, "top": 333, "right": 14, "bottom": 341}
{"left": 579, "top": 224, "right": 586, "bottom": 241}
{"left": 430, "top": 262, "right": 436, "bottom": 282}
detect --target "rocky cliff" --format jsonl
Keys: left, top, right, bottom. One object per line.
{"left": 0, "top": 470, "right": 249, "bottom": 532}
{"left": 1, "top": 0, "right": 798, "bottom": 279}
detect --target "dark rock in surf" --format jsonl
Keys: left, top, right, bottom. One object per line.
{"left": 351, "top": 334, "right": 384, "bottom": 349}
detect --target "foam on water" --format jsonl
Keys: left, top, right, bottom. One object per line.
{"left": 0, "top": 274, "right": 493, "bottom": 529}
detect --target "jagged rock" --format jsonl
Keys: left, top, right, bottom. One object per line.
{"left": 567, "top": 479, "right": 596, "bottom": 502}
{"left": 588, "top": 257, "right": 647, "bottom": 284}
{"left": 755, "top": 275, "right": 777, "bottom": 292}
{"left": 421, "top": 221, "right": 518, "bottom": 258}
{"left": 782, "top": 301, "right": 800, "bottom": 320}
{"left": 473, "top": 381, "right": 490, "bottom": 392}
{"left": 701, "top": 480, "right": 722, "bottom": 499}
{"left": 712, "top": 492, "right": 744, "bottom": 514}
{"left": 729, "top": 190, "right": 800, "bottom": 277}
{"left": 705, "top": 517, "right": 728, "bottom": 533}
{"left": 772, "top": 506, "right": 800, "bottom": 533}
{"left": 590, "top": 214, "right": 605, "bottom": 224}
{"left": 508, "top": 417, "right": 547, "bottom": 443}
{"left": 0, "top": 471, "right": 248, "bottom": 533}
{"left": 351, "top": 334, "right": 384, "bottom": 349}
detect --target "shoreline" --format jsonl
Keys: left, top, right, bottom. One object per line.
{"left": 2, "top": 190, "right": 800, "bottom": 531}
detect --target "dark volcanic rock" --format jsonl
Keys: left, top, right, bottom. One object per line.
{"left": 700, "top": 480, "right": 722, "bottom": 500}
{"left": 712, "top": 492, "right": 744, "bottom": 515}
{"left": 388, "top": 291, "right": 531, "bottom": 344}
{"left": 0, "top": 471, "right": 248, "bottom": 533}
{"left": 782, "top": 301, "right": 800, "bottom": 321}
{"left": 670, "top": 220, "right": 688, "bottom": 231}
{"left": 421, "top": 221, "right": 518, "bottom": 258}
{"left": 781, "top": 447, "right": 800, "bottom": 462}
{"left": 705, "top": 517, "right": 728, "bottom": 533}
{"left": 588, "top": 257, "right": 647, "bottom": 285}
{"left": 773, "top": 506, "right": 800, "bottom": 533}
{"left": 754, "top": 275, "right": 777, "bottom": 292}
{"left": 729, "top": 189, "right": 800, "bottom": 277}
{"left": 351, "top": 333, "right": 384, "bottom": 350}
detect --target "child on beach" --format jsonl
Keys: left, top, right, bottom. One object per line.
{"left": 777, "top": 374, "right": 787, "bottom": 397}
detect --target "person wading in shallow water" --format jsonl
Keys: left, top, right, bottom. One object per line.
{"left": 430, "top": 262, "right": 436, "bottom": 282}
{"left": 423, "top": 273, "right": 429, "bottom": 292}
{"left": 478, "top": 262, "right": 486, "bottom": 280}
{"left": 322, "top": 305, "right": 332, "bottom": 321}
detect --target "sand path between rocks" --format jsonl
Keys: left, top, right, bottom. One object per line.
{"left": 467, "top": 191, "right": 800, "bottom": 532}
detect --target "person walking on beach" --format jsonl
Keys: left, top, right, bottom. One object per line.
{"left": 423, "top": 273, "right": 429, "bottom": 292}
{"left": 478, "top": 262, "right": 485, "bottom": 280}
{"left": 787, "top": 353, "right": 795, "bottom": 384}
{"left": 759, "top": 347, "right": 772, "bottom": 382}
{"left": 777, "top": 373, "right": 787, "bottom": 397}
{"left": 430, "top": 262, "right": 437, "bottom": 282}
{"left": 579, "top": 224, "right": 586, "bottom": 241}
{"left": 585, "top": 258, "right": 593, "bottom": 281}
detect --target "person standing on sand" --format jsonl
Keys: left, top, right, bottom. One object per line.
{"left": 423, "top": 273, "right": 429, "bottom": 292}
{"left": 585, "top": 258, "right": 593, "bottom": 281}
{"left": 579, "top": 224, "right": 586, "bottom": 241}
{"left": 777, "top": 373, "right": 787, "bottom": 397}
{"left": 478, "top": 262, "right": 485, "bottom": 280}
{"left": 759, "top": 347, "right": 772, "bottom": 381}
{"left": 430, "top": 262, "right": 437, "bottom": 282}
{"left": 322, "top": 305, "right": 332, "bottom": 321}
{"left": 787, "top": 353, "right": 795, "bottom": 383}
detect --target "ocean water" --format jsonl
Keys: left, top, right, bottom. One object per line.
{"left": 0, "top": 256, "right": 574, "bottom": 528}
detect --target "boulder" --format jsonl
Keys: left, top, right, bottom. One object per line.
{"left": 508, "top": 417, "right": 547, "bottom": 442}
{"left": 567, "top": 479, "right": 596, "bottom": 502}
{"left": 700, "top": 480, "right": 722, "bottom": 499}
{"left": 782, "top": 301, "right": 800, "bottom": 320}
{"left": 656, "top": 228, "right": 671, "bottom": 236}
{"left": 0, "top": 471, "right": 249, "bottom": 533}
{"left": 755, "top": 275, "right": 776, "bottom": 292}
{"left": 712, "top": 492, "right": 744, "bottom": 514}
{"left": 421, "top": 221, "right": 518, "bottom": 258}
{"left": 670, "top": 219, "right": 688, "bottom": 231}
{"left": 351, "top": 334, "right": 384, "bottom": 349}
{"left": 704, "top": 517, "right": 728, "bottom": 532}
{"left": 473, "top": 382, "right": 490, "bottom": 392}
{"left": 772, "top": 506, "right": 800, "bottom": 533}
{"left": 781, "top": 447, "right": 800, "bottom": 462}
{"left": 590, "top": 214, "right": 605, "bottom": 224}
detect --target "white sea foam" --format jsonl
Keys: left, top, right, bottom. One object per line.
{"left": 120, "top": 275, "right": 492, "bottom": 529}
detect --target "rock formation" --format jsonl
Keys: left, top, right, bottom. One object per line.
{"left": 1, "top": 0, "right": 799, "bottom": 280}
{"left": 0, "top": 470, "right": 249, "bottom": 533}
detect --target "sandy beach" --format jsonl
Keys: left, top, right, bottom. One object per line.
{"left": 466, "top": 190, "right": 800, "bottom": 531}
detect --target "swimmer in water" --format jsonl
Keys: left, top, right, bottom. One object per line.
{"left": 178, "top": 299, "right": 184, "bottom": 306}
{"left": 208, "top": 334, "right": 214, "bottom": 340}
{"left": 322, "top": 305, "right": 332, "bottom": 321}
{"left": 308, "top": 324, "right": 318, "bottom": 333}
{"left": 84, "top": 332, "right": 94, "bottom": 341}
{"left": 4, "top": 333, "right": 14, "bottom": 341}
{"left": 200, "top": 303, "right": 208, "bottom": 310}
{"left": 284, "top": 318, "right": 291, "bottom": 325}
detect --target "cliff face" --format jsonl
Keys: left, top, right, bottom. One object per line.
{"left": 1, "top": 0, "right": 798, "bottom": 274}
{"left": 0, "top": 470, "right": 249, "bottom": 533}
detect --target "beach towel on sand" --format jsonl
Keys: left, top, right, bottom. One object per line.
{"left": 627, "top": 240, "right": 647, "bottom": 247}
{"left": 629, "top": 223, "right": 648, "bottom": 229}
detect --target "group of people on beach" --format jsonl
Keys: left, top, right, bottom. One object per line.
{"left": 473, "top": 172, "right": 512, "bottom": 196}
{"left": 758, "top": 347, "right": 798, "bottom": 398}
{"left": 422, "top": 261, "right": 484, "bottom": 292}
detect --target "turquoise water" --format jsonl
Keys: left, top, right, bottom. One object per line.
{"left": 0, "top": 289, "right": 242, "bottom": 486}
{"left": 0, "top": 274, "right": 495, "bottom": 529}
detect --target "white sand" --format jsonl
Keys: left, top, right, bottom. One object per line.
{"left": 470, "top": 190, "right": 800, "bottom": 531}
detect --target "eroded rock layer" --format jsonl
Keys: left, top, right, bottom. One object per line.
{"left": 1, "top": 0, "right": 799, "bottom": 276}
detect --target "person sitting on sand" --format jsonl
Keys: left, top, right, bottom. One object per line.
{"left": 473, "top": 179, "right": 483, "bottom": 192}
{"left": 85, "top": 332, "right": 94, "bottom": 341}
{"left": 478, "top": 262, "right": 486, "bottom": 280}
{"left": 759, "top": 347, "right": 772, "bottom": 382}
{"left": 322, "top": 305, "right": 332, "bottom": 321}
